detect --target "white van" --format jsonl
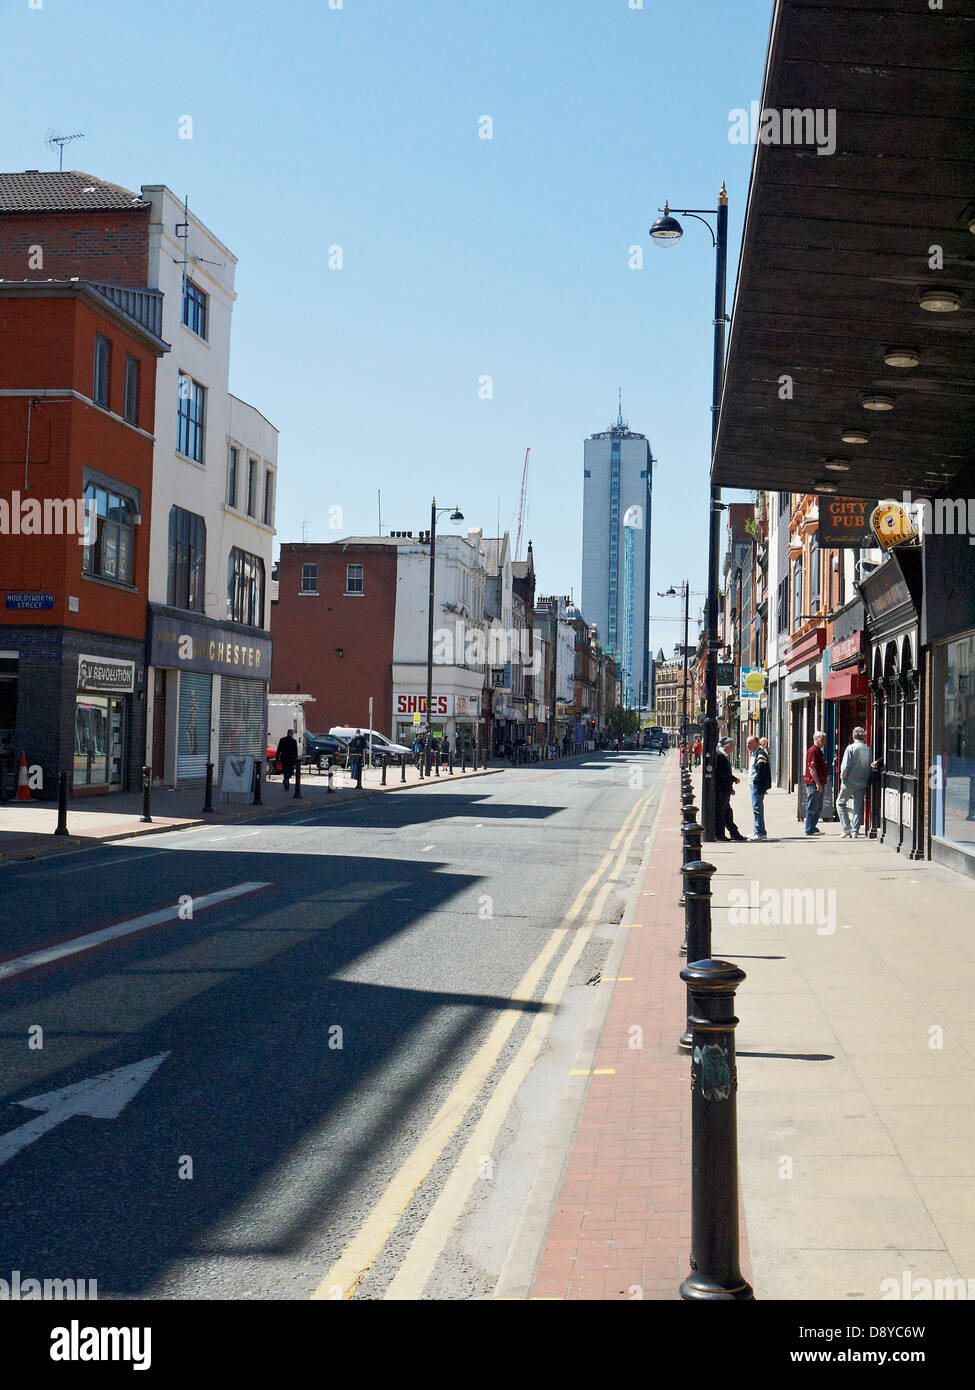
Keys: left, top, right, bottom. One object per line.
{"left": 268, "top": 694, "right": 315, "bottom": 771}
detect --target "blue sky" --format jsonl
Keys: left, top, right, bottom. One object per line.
{"left": 5, "top": 0, "right": 772, "bottom": 666}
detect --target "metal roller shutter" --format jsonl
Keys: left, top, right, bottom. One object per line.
{"left": 177, "top": 671, "right": 211, "bottom": 784}
{"left": 219, "top": 676, "right": 266, "bottom": 777}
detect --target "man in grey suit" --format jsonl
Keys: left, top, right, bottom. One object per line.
{"left": 837, "top": 726, "right": 878, "bottom": 838}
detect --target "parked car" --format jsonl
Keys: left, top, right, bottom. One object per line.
{"left": 328, "top": 727, "right": 412, "bottom": 766}
{"left": 305, "top": 732, "right": 349, "bottom": 770}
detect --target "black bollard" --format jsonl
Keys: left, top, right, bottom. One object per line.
{"left": 355, "top": 755, "right": 363, "bottom": 790}
{"left": 679, "top": 958, "right": 753, "bottom": 1301}
{"left": 293, "top": 758, "right": 302, "bottom": 799}
{"left": 472, "top": 745, "right": 478, "bottom": 772}
{"left": 679, "top": 860, "right": 714, "bottom": 1050}
{"left": 54, "top": 769, "right": 69, "bottom": 836}
{"left": 203, "top": 762, "right": 214, "bottom": 814}
{"left": 678, "top": 809, "right": 702, "bottom": 935}
{"left": 381, "top": 755, "right": 387, "bottom": 786}
{"left": 448, "top": 751, "right": 453, "bottom": 775}
{"left": 435, "top": 748, "right": 440, "bottom": 777}
{"left": 400, "top": 756, "right": 406, "bottom": 783}
{"left": 253, "top": 759, "right": 262, "bottom": 805}
{"left": 462, "top": 747, "right": 468, "bottom": 773}
{"left": 140, "top": 765, "right": 152, "bottom": 823}
{"left": 327, "top": 759, "right": 335, "bottom": 794}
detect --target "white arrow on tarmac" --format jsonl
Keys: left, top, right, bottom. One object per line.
{"left": 0, "top": 1052, "right": 170, "bottom": 1167}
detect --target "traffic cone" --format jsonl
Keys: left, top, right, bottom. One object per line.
{"left": 16, "top": 752, "right": 31, "bottom": 801}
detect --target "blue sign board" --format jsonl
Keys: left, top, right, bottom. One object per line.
{"left": 5, "top": 592, "right": 55, "bottom": 610}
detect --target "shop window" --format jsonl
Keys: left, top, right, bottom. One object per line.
{"left": 93, "top": 334, "right": 111, "bottom": 409}
{"left": 932, "top": 633, "right": 975, "bottom": 850}
{"left": 792, "top": 558, "right": 803, "bottom": 631}
{"left": 168, "top": 506, "right": 206, "bottom": 612}
{"left": 123, "top": 355, "right": 140, "bottom": 425}
{"left": 83, "top": 480, "right": 136, "bottom": 585}
{"left": 227, "top": 547, "right": 265, "bottom": 627}
{"left": 182, "top": 280, "right": 208, "bottom": 340}
{"left": 177, "top": 374, "right": 206, "bottom": 462}
{"left": 227, "top": 446, "right": 239, "bottom": 507}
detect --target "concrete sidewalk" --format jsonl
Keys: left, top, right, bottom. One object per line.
{"left": 712, "top": 775, "right": 975, "bottom": 1300}
{"left": 521, "top": 761, "right": 975, "bottom": 1300}
{"left": 0, "top": 758, "right": 502, "bottom": 863}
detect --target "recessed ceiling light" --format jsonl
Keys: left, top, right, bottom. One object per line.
{"left": 861, "top": 395, "right": 894, "bottom": 411}
{"left": 919, "top": 289, "right": 961, "bottom": 312}
{"left": 841, "top": 429, "right": 869, "bottom": 444}
{"left": 884, "top": 348, "right": 920, "bottom": 368}
{"left": 814, "top": 481, "right": 838, "bottom": 493}
{"left": 824, "top": 459, "right": 851, "bottom": 472}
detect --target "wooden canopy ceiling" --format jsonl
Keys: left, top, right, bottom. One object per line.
{"left": 711, "top": 0, "right": 975, "bottom": 499}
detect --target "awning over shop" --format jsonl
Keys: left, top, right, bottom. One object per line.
{"left": 711, "top": 0, "right": 975, "bottom": 500}
{"left": 824, "top": 669, "right": 868, "bottom": 702}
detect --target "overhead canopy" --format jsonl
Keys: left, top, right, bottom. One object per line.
{"left": 711, "top": 0, "right": 975, "bottom": 499}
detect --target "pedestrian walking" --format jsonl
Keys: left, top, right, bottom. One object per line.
{"left": 693, "top": 738, "right": 702, "bottom": 767}
{"left": 746, "top": 734, "right": 771, "bottom": 840}
{"left": 715, "top": 737, "right": 746, "bottom": 842}
{"left": 803, "top": 730, "right": 829, "bottom": 835}
{"left": 275, "top": 728, "right": 299, "bottom": 792}
{"left": 836, "top": 726, "right": 878, "bottom": 838}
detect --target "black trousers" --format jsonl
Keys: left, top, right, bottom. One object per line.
{"left": 715, "top": 793, "right": 741, "bottom": 839}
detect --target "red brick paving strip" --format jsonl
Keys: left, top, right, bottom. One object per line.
{"left": 530, "top": 760, "right": 751, "bottom": 1300}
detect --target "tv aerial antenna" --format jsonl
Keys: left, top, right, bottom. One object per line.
{"left": 173, "top": 195, "right": 224, "bottom": 292}
{"left": 45, "top": 130, "right": 86, "bottom": 171}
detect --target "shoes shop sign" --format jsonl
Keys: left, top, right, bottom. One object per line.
{"left": 77, "top": 654, "right": 136, "bottom": 693}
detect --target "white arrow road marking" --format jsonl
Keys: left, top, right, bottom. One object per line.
{"left": 0, "top": 882, "right": 271, "bottom": 985}
{"left": 0, "top": 1053, "right": 170, "bottom": 1167}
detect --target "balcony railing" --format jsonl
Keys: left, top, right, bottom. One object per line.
{"left": 90, "top": 283, "right": 165, "bottom": 340}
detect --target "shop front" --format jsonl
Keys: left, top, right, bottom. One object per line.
{"left": 147, "top": 604, "right": 271, "bottom": 788}
{"left": 923, "top": 531, "right": 975, "bottom": 879}
{"left": 392, "top": 690, "right": 482, "bottom": 757}
{"left": 823, "top": 598, "right": 870, "bottom": 813}
{"left": 859, "top": 550, "right": 923, "bottom": 857}
{"left": 74, "top": 654, "right": 136, "bottom": 791}
{"left": 0, "top": 626, "right": 146, "bottom": 798}
{"left": 784, "top": 627, "right": 825, "bottom": 792}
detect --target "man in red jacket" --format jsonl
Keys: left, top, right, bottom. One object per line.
{"left": 804, "top": 731, "right": 829, "bottom": 835}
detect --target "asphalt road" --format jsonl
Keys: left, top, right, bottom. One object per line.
{"left": 0, "top": 750, "right": 669, "bottom": 1300}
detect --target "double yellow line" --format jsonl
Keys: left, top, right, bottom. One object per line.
{"left": 312, "top": 788, "right": 655, "bottom": 1301}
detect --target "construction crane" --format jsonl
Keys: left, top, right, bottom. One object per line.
{"left": 514, "top": 447, "right": 530, "bottom": 562}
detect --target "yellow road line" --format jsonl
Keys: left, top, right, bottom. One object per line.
{"left": 382, "top": 795, "right": 654, "bottom": 1299}
{"left": 311, "top": 793, "right": 651, "bottom": 1301}
{"left": 382, "top": 883, "right": 613, "bottom": 1301}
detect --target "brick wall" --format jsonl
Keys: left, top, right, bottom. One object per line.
{"left": 271, "top": 544, "right": 398, "bottom": 736}
{"left": 0, "top": 294, "right": 158, "bottom": 641}
{"left": 0, "top": 208, "right": 150, "bottom": 286}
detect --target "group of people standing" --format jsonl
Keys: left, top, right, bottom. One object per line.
{"left": 712, "top": 727, "right": 878, "bottom": 841}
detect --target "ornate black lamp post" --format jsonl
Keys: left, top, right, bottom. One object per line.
{"left": 650, "top": 185, "right": 729, "bottom": 840}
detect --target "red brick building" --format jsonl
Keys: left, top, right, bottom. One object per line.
{"left": 0, "top": 170, "right": 150, "bottom": 286}
{"left": 271, "top": 540, "right": 400, "bottom": 738}
{"left": 0, "top": 280, "right": 167, "bottom": 795}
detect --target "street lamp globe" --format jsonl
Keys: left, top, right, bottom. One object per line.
{"left": 449, "top": 509, "right": 464, "bottom": 522}
{"left": 650, "top": 203, "right": 683, "bottom": 246}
